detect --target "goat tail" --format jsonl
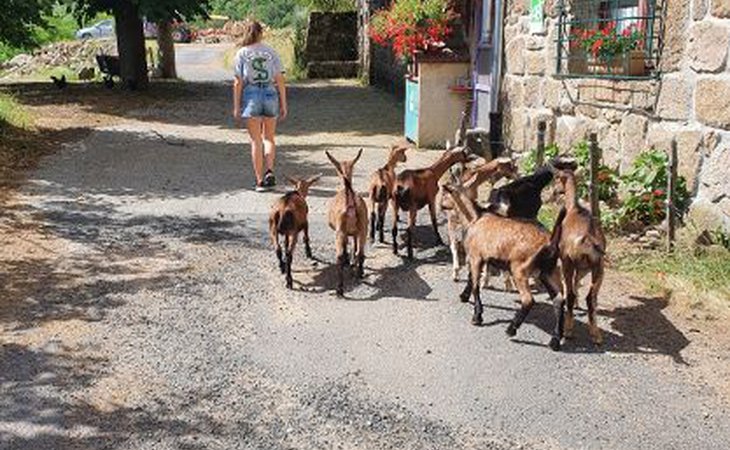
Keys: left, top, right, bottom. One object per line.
{"left": 277, "top": 209, "right": 296, "bottom": 234}
{"left": 395, "top": 185, "right": 410, "bottom": 209}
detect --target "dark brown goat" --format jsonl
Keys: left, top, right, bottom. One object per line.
{"left": 368, "top": 143, "right": 409, "bottom": 243}
{"left": 443, "top": 183, "right": 567, "bottom": 351}
{"left": 269, "top": 175, "right": 321, "bottom": 289}
{"left": 554, "top": 168, "right": 607, "bottom": 345}
{"left": 392, "top": 146, "right": 472, "bottom": 259}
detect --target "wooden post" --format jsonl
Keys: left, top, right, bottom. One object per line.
{"left": 589, "top": 133, "right": 600, "bottom": 220}
{"left": 536, "top": 121, "right": 546, "bottom": 167}
{"left": 667, "top": 139, "right": 678, "bottom": 252}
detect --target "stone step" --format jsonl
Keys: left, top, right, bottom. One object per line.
{"left": 306, "top": 61, "right": 359, "bottom": 79}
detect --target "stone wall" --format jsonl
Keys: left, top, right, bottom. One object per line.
{"left": 304, "top": 12, "right": 359, "bottom": 78}
{"left": 501, "top": 0, "right": 730, "bottom": 230}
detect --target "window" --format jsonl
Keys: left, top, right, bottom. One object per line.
{"left": 555, "top": 0, "right": 662, "bottom": 79}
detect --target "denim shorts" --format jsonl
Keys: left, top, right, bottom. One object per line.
{"left": 241, "top": 83, "right": 279, "bottom": 118}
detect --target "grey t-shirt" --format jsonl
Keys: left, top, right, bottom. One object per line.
{"left": 233, "top": 43, "right": 283, "bottom": 84}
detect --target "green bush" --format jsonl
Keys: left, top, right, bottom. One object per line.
{"left": 299, "top": 0, "right": 355, "bottom": 12}
{"left": 606, "top": 148, "right": 690, "bottom": 230}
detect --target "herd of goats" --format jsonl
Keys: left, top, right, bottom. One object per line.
{"left": 267, "top": 142, "right": 607, "bottom": 351}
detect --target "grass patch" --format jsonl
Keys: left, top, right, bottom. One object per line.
{"left": 0, "top": 93, "right": 34, "bottom": 130}
{"left": 613, "top": 241, "right": 730, "bottom": 304}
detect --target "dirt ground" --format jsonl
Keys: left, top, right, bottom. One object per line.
{"left": 1, "top": 71, "right": 730, "bottom": 449}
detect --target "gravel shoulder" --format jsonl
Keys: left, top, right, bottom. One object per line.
{"left": 1, "top": 61, "right": 730, "bottom": 448}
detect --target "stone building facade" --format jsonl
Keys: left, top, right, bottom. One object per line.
{"left": 502, "top": 0, "right": 730, "bottom": 229}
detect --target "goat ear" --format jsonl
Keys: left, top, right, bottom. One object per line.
{"left": 352, "top": 148, "right": 363, "bottom": 165}
{"left": 325, "top": 151, "right": 342, "bottom": 174}
{"left": 285, "top": 174, "right": 298, "bottom": 186}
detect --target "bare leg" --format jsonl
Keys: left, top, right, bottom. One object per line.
{"left": 247, "top": 118, "right": 265, "bottom": 184}
{"left": 262, "top": 117, "right": 277, "bottom": 173}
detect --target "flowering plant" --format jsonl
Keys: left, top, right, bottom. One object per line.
{"left": 571, "top": 22, "right": 644, "bottom": 61}
{"left": 370, "top": 0, "right": 455, "bottom": 61}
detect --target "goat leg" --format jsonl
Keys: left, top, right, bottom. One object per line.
{"left": 506, "top": 274, "right": 534, "bottom": 336}
{"left": 470, "top": 258, "right": 484, "bottom": 325}
{"left": 391, "top": 200, "right": 399, "bottom": 255}
{"left": 459, "top": 272, "right": 472, "bottom": 303}
{"left": 377, "top": 203, "right": 386, "bottom": 244}
{"left": 406, "top": 209, "right": 417, "bottom": 260}
{"left": 276, "top": 246, "right": 285, "bottom": 274}
{"left": 549, "top": 294, "right": 566, "bottom": 351}
{"left": 370, "top": 210, "right": 377, "bottom": 241}
{"left": 428, "top": 201, "right": 443, "bottom": 245}
{"left": 450, "top": 240, "right": 461, "bottom": 281}
{"left": 303, "top": 224, "right": 313, "bottom": 259}
{"left": 587, "top": 264, "right": 604, "bottom": 345}
{"left": 562, "top": 261, "right": 577, "bottom": 339}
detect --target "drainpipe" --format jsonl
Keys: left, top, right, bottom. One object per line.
{"left": 490, "top": 0, "right": 505, "bottom": 113}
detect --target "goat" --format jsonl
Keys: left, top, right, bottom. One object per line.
{"left": 392, "top": 145, "right": 472, "bottom": 259}
{"left": 50, "top": 75, "right": 68, "bottom": 89}
{"left": 268, "top": 174, "right": 321, "bottom": 289}
{"left": 440, "top": 157, "right": 518, "bottom": 281}
{"left": 486, "top": 164, "right": 555, "bottom": 219}
{"left": 368, "top": 143, "right": 409, "bottom": 243}
{"left": 326, "top": 149, "right": 369, "bottom": 296}
{"left": 554, "top": 168, "right": 607, "bottom": 345}
{"left": 443, "top": 183, "right": 566, "bottom": 351}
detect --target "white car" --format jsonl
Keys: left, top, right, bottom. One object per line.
{"left": 76, "top": 19, "right": 115, "bottom": 40}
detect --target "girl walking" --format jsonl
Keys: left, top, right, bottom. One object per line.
{"left": 232, "top": 20, "right": 288, "bottom": 192}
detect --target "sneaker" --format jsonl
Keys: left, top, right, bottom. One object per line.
{"left": 263, "top": 170, "right": 276, "bottom": 187}
{"left": 254, "top": 182, "right": 268, "bottom": 193}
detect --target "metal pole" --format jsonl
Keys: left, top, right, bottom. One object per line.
{"left": 589, "top": 133, "right": 600, "bottom": 220}
{"left": 667, "top": 139, "right": 678, "bottom": 252}
{"left": 536, "top": 121, "right": 546, "bottom": 167}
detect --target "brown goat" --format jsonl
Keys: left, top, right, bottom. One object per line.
{"left": 326, "top": 149, "right": 369, "bottom": 296}
{"left": 443, "top": 183, "right": 566, "bottom": 351}
{"left": 554, "top": 169, "right": 607, "bottom": 345}
{"left": 440, "top": 157, "right": 518, "bottom": 281}
{"left": 269, "top": 175, "right": 321, "bottom": 289}
{"left": 392, "top": 146, "right": 472, "bottom": 259}
{"left": 368, "top": 143, "right": 409, "bottom": 243}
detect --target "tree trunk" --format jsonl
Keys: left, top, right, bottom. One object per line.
{"left": 156, "top": 21, "right": 177, "bottom": 79}
{"left": 113, "top": 1, "right": 148, "bottom": 90}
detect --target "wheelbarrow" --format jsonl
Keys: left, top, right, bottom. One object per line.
{"left": 95, "top": 54, "right": 120, "bottom": 88}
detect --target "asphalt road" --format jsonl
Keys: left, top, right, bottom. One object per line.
{"left": 2, "top": 44, "right": 729, "bottom": 449}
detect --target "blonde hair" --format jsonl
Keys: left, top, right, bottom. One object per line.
{"left": 240, "top": 19, "right": 263, "bottom": 47}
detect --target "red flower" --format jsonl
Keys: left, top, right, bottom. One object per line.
{"left": 653, "top": 189, "right": 664, "bottom": 197}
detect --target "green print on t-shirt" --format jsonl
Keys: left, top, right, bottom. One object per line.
{"left": 252, "top": 57, "right": 269, "bottom": 82}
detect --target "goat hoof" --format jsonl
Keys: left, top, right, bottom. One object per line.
{"left": 471, "top": 315, "right": 483, "bottom": 326}
{"left": 505, "top": 324, "right": 517, "bottom": 337}
{"left": 459, "top": 293, "right": 470, "bottom": 303}
{"left": 336, "top": 289, "right": 344, "bottom": 297}
{"left": 549, "top": 337, "right": 562, "bottom": 351}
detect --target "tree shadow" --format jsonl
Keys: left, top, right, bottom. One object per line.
{"left": 3, "top": 80, "right": 403, "bottom": 136}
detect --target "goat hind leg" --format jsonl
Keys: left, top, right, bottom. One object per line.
{"left": 335, "top": 232, "right": 347, "bottom": 296}
{"left": 285, "top": 234, "right": 298, "bottom": 290}
{"left": 377, "top": 202, "right": 387, "bottom": 244}
{"left": 406, "top": 209, "right": 417, "bottom": 259}
{"left": 428, "top": 201, "right": 444, "bottom": 245}
{"left": 469, "top": 257, "right": 485, "bottom": 325}
{"left": 506, "top": 272, "right": 534, "bottom": 337}
{"left": 391, "top": 200, "right": 399, "bottom": 255}
{"left": 587, "top": 264, "right": 604, "bottom": 345}
{"left": 540, "top": 269, "right": 565, "bottom": 351}
{"left": 562, "top": 261, "right": 577, "bottom": 339}
{"left": 303, "top": 223, "right": 313, "bottom": 259}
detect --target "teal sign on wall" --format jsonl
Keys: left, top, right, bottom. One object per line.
{"left": 530, "top": 0, "right": 544, "bottom": 34}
